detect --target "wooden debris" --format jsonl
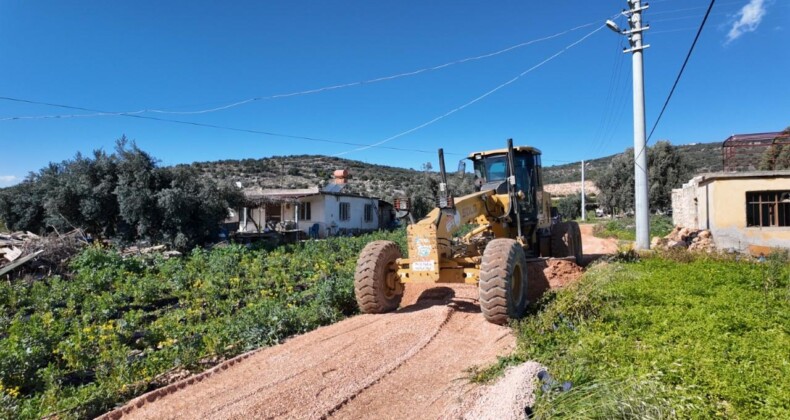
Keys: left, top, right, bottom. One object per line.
{"left": 0, "top": 229, "right": 87, "bottom": 279}
{"left": 0, "top": 250, "right": 44, "bottom": 277}
{"left": 4, "top": 246, "right": 22, "bottom": 262}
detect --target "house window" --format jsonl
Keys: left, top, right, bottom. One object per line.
{"left": 364, "top": 204, "right": 374, "bottom": 222}
{"left": 299, "top": 202, "right": 311, "bottom": 221}
{"left": 339, "top": 202, "right": 350, "bottom": 221}
{"left": 746, "top": 191, "right": 790, "bottom": 227}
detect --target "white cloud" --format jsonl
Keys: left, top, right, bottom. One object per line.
{"left": 727, "top": 0, "right": 768, "bottom": 42}
{"left": 0, "top": 175, "right": 20, "bottom": 187}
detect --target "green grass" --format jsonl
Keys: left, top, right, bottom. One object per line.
{"left": 0, "top": 229, "right": 406, "bottom": 419}
{"left": 593, "top": 215, "right": 674, "bottom": 241}
{"left": 492, "top": 251, "right": 790, "bottom": 419}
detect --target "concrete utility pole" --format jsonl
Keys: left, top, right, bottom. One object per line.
{"left": 607, "top": 0, "right": 651, "bottom": 249}
{"left": 581, "top": 160, "right": 586, "bottom": 221}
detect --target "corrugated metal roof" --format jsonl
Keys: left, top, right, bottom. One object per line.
{"left": 240, "top": 186, "right": 383, "bottom": 204}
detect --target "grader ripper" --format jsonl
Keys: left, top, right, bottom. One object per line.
{"left": 354, "top": 139, "right": 582, "bottom": 325}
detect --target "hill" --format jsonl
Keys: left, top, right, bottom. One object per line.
{"left": 543, "top": 141, "right": 723, "bottom": 184}
{"left": 192, "top": 141, "right": 724, "bottom": 200}
{"left": 190, "top": 155, "right": 475, "bottom": 205}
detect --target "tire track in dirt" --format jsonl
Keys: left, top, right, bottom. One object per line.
{"left": 102, "top": 298, "right": 479, "bottom": 419}
{"left": 330, "top": 286, "right": 515, "bottom": 420}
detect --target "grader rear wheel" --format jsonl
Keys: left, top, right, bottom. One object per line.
{"left": 551, "top": 221, "right": 583, "bottom": 265}
{"left": 354, "top": 240, "right": 403, "bottom": 313}
{"left": 571, "top": 222, "right": 583, "bottom": 264}
{"left": 478, "top": 239, "right": 529, "bottom": 325}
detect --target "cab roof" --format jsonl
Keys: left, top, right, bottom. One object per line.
{"left": 467, "top": 146, "right": 542, "bottom": 159}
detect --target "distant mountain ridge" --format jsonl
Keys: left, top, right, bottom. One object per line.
{"left": 190, "top": 141, "right": 724, "bottom": 202}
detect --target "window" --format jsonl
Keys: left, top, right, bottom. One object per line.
{"left": 339, "top": 202, "right": 350, "bottom": 221}
{"left": 746, "top": 191, "right": 790, "bottom": 227}
{"left": 299, "top": 202, "right": 311, "bottom": 221}
{"left": 364, "top": 204, "right": 374, "bottom": 222}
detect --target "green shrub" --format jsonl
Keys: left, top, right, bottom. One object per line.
{"left": 0, "top": 229, "right": 406, "bottom": 419}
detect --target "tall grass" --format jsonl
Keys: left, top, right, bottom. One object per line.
{"left": 510, "top": 251, "right": 790, "bottom": 418}
{"left": 593, "top": 215, "right": 674, "bottom": 241}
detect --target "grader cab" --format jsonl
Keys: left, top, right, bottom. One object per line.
{"left": 354, "top": 139, "right": 582, "bottom": 325}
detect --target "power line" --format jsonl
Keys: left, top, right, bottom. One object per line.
{"left": 591, "top": 32, "right": 628, "bottom": 155}
{"left": 333, "top": 24, "right": 607, "bottom": 156}
{"left": 647, "top": 0, "right": 716, "bottom": 143}
{"left": 0, "top": 95, "right": 464, "bottom": 156}
{"left": 0, "top": 20, "right": 603, "bottom": 122}
{"left": 0, "top": 24, "right": 606, "bottom": 160}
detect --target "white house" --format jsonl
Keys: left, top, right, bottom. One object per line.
{"left": 229, "top": 185, "right": 394, "bottom": 239}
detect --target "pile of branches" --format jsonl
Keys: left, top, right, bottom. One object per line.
{"left": 0, "top": 229, "right": 87, "bottom": 280}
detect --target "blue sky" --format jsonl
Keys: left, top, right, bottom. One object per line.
{"left": 1, "top": 0, "right": 788, "bottom": 187}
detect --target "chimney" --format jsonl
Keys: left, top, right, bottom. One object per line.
{"left": 333, "top": 169, "right": 349, "bottom": 185}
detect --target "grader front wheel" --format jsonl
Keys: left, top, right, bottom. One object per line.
{"left": 354, "top": 240, "right": 403, "bottom": 314}
{"left": 478, "top": 239, "right": 529, "bottom": 325}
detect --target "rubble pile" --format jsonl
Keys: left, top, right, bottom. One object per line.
{"left": 120, "top": 244, "right": 182, "bottom": 259}
{"left": 651, "top": 226, "right": 715, "bottom": 252}
{"left": 0, "top": 231, "right": 37, "bottom": 261}
{"left": 0, "top": 230, "right": 85, "bottom": 278}
{"left": 1, "top": 229, "right": 186, "bottom": 279}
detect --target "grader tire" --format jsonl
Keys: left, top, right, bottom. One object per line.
{"left": 478, "top": 239, "right": 529, "bottom": 325}
{"left": 551, "top": 222, "right": 583, "bottom": 265}
{"left": 354, "top": 240, "right": 403, "bottom": 314}
{"left": 571, "top": 222, "right": 583, "bottom": 264}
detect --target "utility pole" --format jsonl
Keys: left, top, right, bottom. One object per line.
{"left": 581, "top": 160, "right": 586, "bottom": 221}
{"left": 607, "top": 0, "right": 651, "bottom": 249}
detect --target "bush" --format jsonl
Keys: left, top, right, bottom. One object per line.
{"left": 0, "top": 137, "right": 243, "bottom": 250}
{"left": 556, "top": 195, "right": 582, "bottom": 220}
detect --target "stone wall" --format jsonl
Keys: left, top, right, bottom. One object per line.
{"left": 671, "top": 176, "right": 704, "bottom": 229}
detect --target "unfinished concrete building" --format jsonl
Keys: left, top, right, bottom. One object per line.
{"left": 672, "top": 171, "right": 790, "bottom": 253}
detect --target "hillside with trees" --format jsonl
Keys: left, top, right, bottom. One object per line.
{"left": 0, "top": 137, "right": 729, "bottom": 242}
{"left": 542, "top": 141, "right": 723, "bottom": 185}
{"left": 191, "top": 141, "right": 722, "bottom": 203}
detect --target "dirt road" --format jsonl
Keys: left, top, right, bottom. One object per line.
{"left": 579, "top": 223, "right": 619, "bottom": 259}
{"left": 101, "top": 226, "right": 616, "bottom": 420}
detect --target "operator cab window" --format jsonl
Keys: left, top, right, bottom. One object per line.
{"left": 474, "top": 154, "right": 533, "bottom": 191}
{"left": 484, "top": 157, "right": 507, "bottom": 181}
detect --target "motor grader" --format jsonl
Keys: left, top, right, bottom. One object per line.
{"left": 354, "top": 139, "right": 582, "bottom": 325}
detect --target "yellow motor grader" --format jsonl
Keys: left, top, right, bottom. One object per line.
{"left": 354, "top": 139, "right": 582, "bottom": 325}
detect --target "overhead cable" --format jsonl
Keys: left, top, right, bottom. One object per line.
{"left": 0, "top": 20, "right": 601, "bottom": 122}
{"left": 647, "top": 0, "right": 716, "bottom": 143}
{"left": 333, "top": 24, "right": 607, "bottom": 157}
{"left": 0, "top": 95, "right": 465, "bottom": 156}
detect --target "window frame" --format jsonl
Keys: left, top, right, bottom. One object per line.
{"left": 299, "top": 202, "right": 311, "bottom": 221}
{"left": 364, "top": 203, "right": 374, "bottom": 222}
{"left": 746, "top": 190, "right": 790, "bottom": 227}
{"left": 339, "top": 202, "right": 350, "bottom": 221}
